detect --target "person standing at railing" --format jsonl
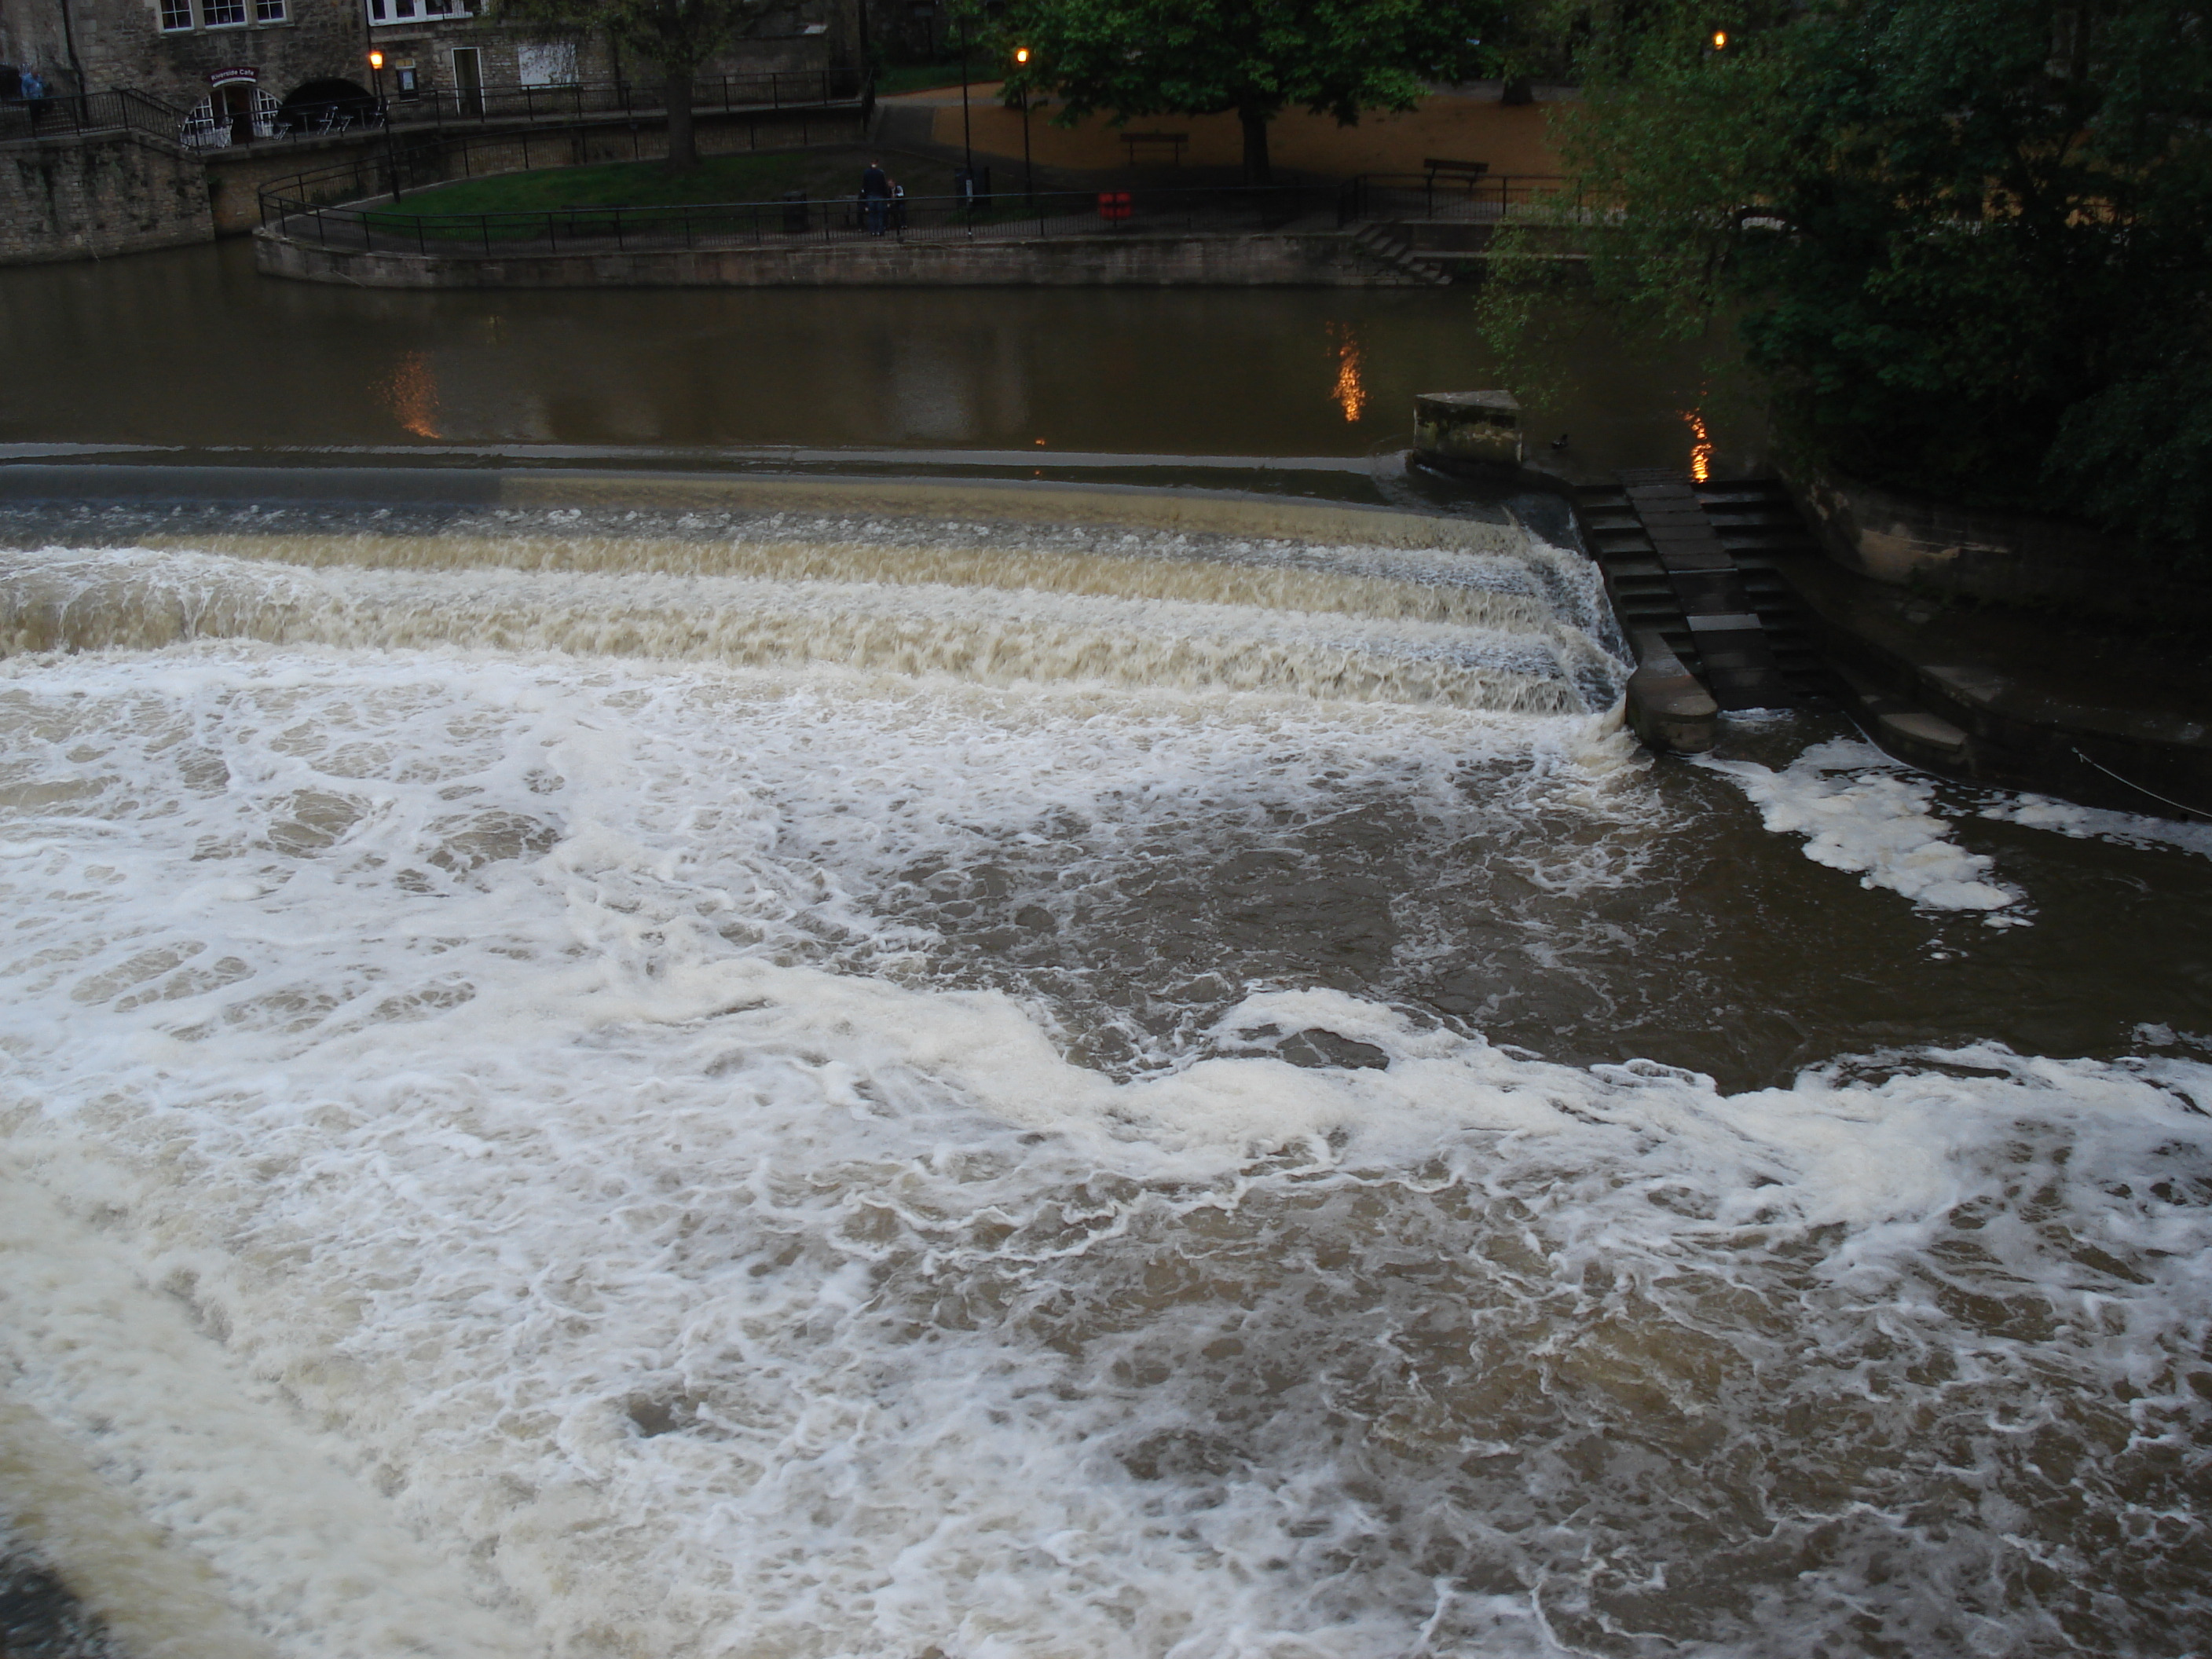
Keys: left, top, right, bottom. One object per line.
{"left": 860, "top": 160, "right": 892, "bottom": 235}
{"left": 19, "top": 69, "right": 47, "bottom": 131}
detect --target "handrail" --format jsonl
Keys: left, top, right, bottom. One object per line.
{"left": 258, "top": 108, "right": 872, "bottom": 220}
{"left": 259, "top": 181, "right": 1339, "bottom": 258}
{"left": 0, "top": 86, "right": 189, "bottom": 145}
{"left": 1339, "top": 172, "right": 1577, "bottom": 223}
{"left": 380, "top": 67, "right": 867, "bottom": 134}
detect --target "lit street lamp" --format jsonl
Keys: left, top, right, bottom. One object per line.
{"left": 1013, "top": 45, "right": 1032, "bottom": 203}
{"left": 367, "top": 49, "right": 400, "bottom": 203}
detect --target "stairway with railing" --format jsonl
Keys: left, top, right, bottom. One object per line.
{"left": 0, "top": 88, "right": 187, "bottom": 146}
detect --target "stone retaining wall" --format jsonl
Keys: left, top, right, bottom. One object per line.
{"left": 253, "top": 225, "right": 1419, "bottom": 287}
{"left": 1787, "top": 463, "right": 2211, "bottom": 624}
{"left": 0, "top": 130, "right": 213, "bottom": 263}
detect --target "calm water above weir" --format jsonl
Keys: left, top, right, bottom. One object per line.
{"left": 1, "top": 247, "right": 2209, "bottom": 1659}
{"left": 0, "top": 239, "right": 1743, "bottom": 473}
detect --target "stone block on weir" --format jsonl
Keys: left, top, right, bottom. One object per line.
{"left": 1412, "top": 390, "right": 1523, "bottom": 474}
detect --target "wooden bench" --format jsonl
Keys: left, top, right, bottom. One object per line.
{"left": 1121, "top": 130, "right": 1188, "bottom": 165}
{"left": 1423, "top": 157, "right": 1490, "bottom": 186}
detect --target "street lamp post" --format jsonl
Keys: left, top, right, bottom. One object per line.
{"left": 957, "top": 8, "right": 972, "bottom": 177}
{"left": 367, "top": 50, "right": 399, "bottom": 203}
{"left": 1013, "top": 45, "right": 1031, "bottom": 203}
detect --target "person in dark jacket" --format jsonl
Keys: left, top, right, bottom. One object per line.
{"left": 860, "top": 160, "right": 892, "bottom": 234}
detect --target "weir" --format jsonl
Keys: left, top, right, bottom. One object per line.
{"left": 2, "top": 469, "right": 2210, "bottom": 1659}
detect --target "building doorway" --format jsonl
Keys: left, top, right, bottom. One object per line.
{"left": 212, "top": 77, "right": 258, "bottom": 145}
{"left": 451, "top": 47, "right": 482, "bottom": 117}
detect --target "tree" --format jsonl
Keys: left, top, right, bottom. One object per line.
{"left": 489, "top": 0, "right": 778, "bottom": 169}
{"left": 996, "top": 0, "right": 1502, "bottom": 184}
{"left": 1480, "top": 0, "right": 2212, "bottom": 559}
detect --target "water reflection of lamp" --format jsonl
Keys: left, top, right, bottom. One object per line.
{"left": 1012, "top": 46, "right": 1032, "bottom": 203}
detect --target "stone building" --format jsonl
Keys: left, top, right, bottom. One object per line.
{"left": 361, "top": 0, "right": 847, "bottom": 120}
{"left": 0, "top": 0, "right": 851, "bottom": 134}
{"left": 0, "top": 0, "right": 379, "bottom": 129}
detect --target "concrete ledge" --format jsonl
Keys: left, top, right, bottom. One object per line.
{"left": 1624, "top": 629, "right": 1719, "bottom": 754}
{"left": 1778, "top": 552, "right": 2212, "bottom": 820}
{"left": 251, "top": 225, "right": 1426, "bottom": 287}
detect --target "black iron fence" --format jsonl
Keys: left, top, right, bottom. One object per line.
{"left": 1339, "top": 172, "right": 1576, "bottom": 222}
{"left": 382, "top": 68, "right": 870, "bottom": 132}
{"left": 0, "top": 87, "right": 185, "bottom": 145}
{"left": 256, "top": 118, "right": 874, "bottom": 219}
{"left": 240, "top": 69, "right": 870, "bottom": 146}
{"left": 262, "top": 176, "right": 1342, "bottom": 258}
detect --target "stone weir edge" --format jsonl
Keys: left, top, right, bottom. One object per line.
{"left": 249, "top": 224, "right": 1436, "bottom": 289}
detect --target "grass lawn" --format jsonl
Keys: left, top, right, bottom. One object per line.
{"left": 385, "top": 152, "right": 813, "bottom": 217}
{"left": 356, "top": 145, "right": 1094, "bottom": 240}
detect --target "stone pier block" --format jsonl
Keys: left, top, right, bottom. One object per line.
{"left": 1412, "top": 391, "right": 1524, "bottom": 474}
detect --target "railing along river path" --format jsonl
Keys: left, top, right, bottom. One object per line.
{"left": 258, "top": 138, "right": 1573, "bottom": 263}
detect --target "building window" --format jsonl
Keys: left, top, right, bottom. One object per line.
{"left": 367, "top": 0, "right": 385, "bottom": 18}
{"left": 394, "top": 0, "right": 416, "bottom": 17}
{"left": 255, "top": 0, "right": 287, "bottom": 20}
{"left": 203, "top": 0, "right": 246, "bottom": 24}
{"left": 425, "top": 0, "right": 452, "bottom": 14}
{"left": 159, "top": 0, "right": 194, "bottom": 30}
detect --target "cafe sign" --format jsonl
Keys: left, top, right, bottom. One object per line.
{"left": 207, "top": 66, "right": 259, "bottom": 86}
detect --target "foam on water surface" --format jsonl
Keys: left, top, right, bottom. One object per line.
{"left": 1697, "top": 738, "right": 2025, "bottom": 916}
{"left": 2, "top": 516, "right": 2207, "bottom": 1657}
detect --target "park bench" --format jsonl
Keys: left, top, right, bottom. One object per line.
{"left": 1121, "top": 130, "right": 1188, "bottom": 166}
{"left": 1423, "top": 157, "right": 1490, "bottom": 188}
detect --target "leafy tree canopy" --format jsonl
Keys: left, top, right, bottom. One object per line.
{"left": 1484, "top": 0, "right": 2212, "bottom": 557}
{"left": 996, "top": 0, "right": 1505, "bottom": 181}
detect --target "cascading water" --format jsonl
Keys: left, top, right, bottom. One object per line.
{"left": 1, "top": 497, "right": 2207, "bottom": 1659}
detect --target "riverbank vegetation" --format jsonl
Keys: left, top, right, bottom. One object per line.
{"left": 994, "top": 0, "right": 1503, "bottom": 183}
{"left": 1481, "top": 0, "right": 2212, "bottom": 562}
{"left": 489, "top": 0, "right": 782, "bottom": 170}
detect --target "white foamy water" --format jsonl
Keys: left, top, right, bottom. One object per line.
{"left": 1698, "top": 738, "right": 2024, "bottom": 915}
{"left": 1983, "top": 792, "right": 2212, "bottom": 859}
{"left": 2, "top": 520, "right": 2207, "bottom": 1658}
{"left": 0, "top": 530, "right": 1621, "bottom": 716}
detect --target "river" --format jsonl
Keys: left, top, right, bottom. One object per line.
{"left": 0, "top": 244, "right": 2207, "bottom": 1659}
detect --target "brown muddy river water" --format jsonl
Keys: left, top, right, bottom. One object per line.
{"left": 0, "top": 244, "right": 2208, "bottom": 1659}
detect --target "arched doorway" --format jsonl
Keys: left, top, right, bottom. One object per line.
{"left": 279, "top": 77, "right": 376, "bottom": 136}
{"left": 211, "top": 77, "right": 258, "bottom": 144}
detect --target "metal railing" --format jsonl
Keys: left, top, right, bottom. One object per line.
{"left": 381, "top": 67, "right": 870, "bottom": 132}
{"left": 262, "top": 180, "right": 1340, "bottom": 258}
{"left": 257, "top": 116, "right": 874, "bottom": 218}
{"left": 1339, "top": 172, "right": 1576, "bottom": 222}
{"left": 0, "top": 87, "right": 186, "bottom": 145}
{"left": 20, "top": 68, "right": 870, "bottom": 156}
